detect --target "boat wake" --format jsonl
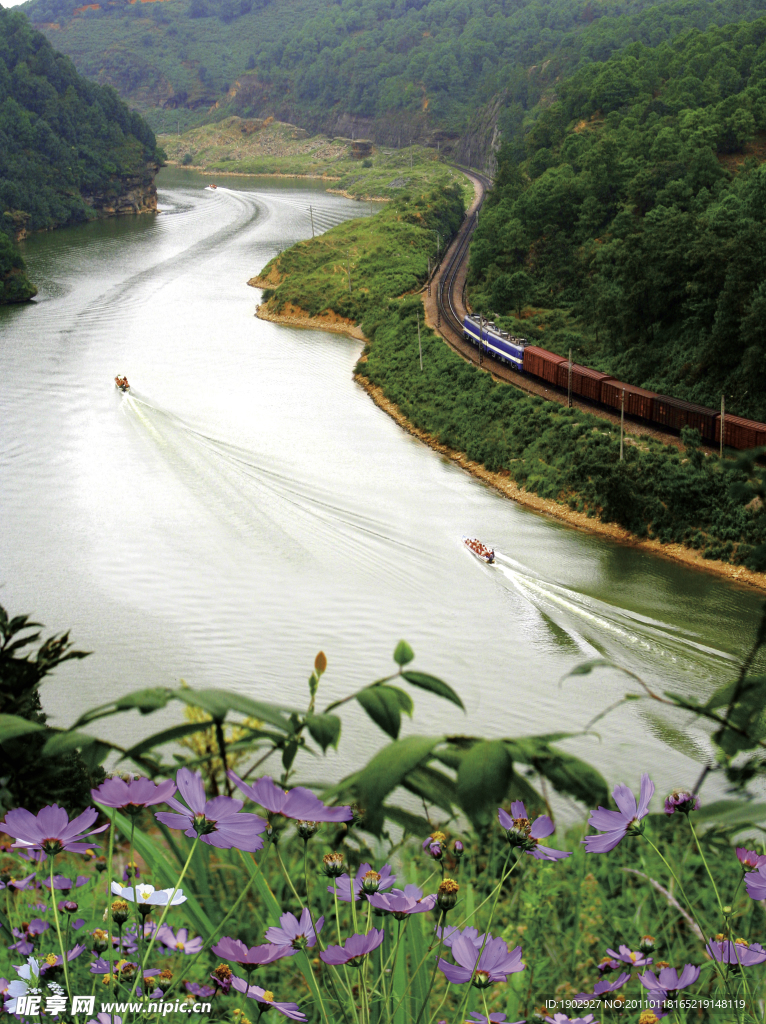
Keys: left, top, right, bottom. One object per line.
{"left": 488, "top": 550, "right": 736, "bottom": 681}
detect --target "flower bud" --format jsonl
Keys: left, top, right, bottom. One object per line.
{"left": 361, "top": 870, "right": 381, "bottom": 894}
{"left": 124, "top": 861, "right": 139, "bottom": 878}
{"left": 138, "top": 902, "right": 153, "bottom": 918}
{"left": 211, "top": 963, "right": 233, "bottom": 994}
{"left": 638, "top": 934, "right": 655, "bottom": 954}
{"left": 111, "top": 899, "right": 129, "bottom": 925}
{"left": 59, "top": 900, "right": 78, "bottom": 914}
{"left": 157, "top": 969, "right": 173, "bottom": 993}
{"left": 453, "top": 840, "right": 464, "bottom": 859}
{"left": 351, "top": 805, "right": 365, "bottom": 828}
{"left": 428, "top": 841, "right": 443, "bottom": 860}
{"left": 94, "top": 857, "right": 107, "bottom": 873}
{"left": 92, "top": 928, "right": 109, "bottom": 953}
{"left": 436, "top": 878, "right": 459, "bottom": 913}
{"left": 296, "top": 820, "right": 318, "bottom": 840}
{"left": 322, "top": 852, "right": 345, "bottom": 878}
{"left": 118, "top": 961, "right": 137, "bottom": 982}
{"left": 664, "top": 790, "right": 700, "bottom": 815}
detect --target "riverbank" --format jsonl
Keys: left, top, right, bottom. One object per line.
{"left": 251, "top": 182, "right": 766, "bottom": 585}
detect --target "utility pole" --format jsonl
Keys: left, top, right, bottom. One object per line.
{"left": 720, "top": 393, "right": 725, "bottom": 458}
{"left": 567, "top": 348, "right": 573, "bottom": 409}
{"left": 417, "top": 311, "right": 423, "bottom": 371}
{"left": 309, "top": 205, "right": 315, "bottom": 238}
{"left": 620, "top": 388, "right": 625, "bottom": 462}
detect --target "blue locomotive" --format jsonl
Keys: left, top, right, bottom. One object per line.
{"left": 462, "top": 315, "right": 528, "bottom": 370}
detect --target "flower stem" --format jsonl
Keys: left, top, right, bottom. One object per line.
{"left": 49, "top": 860, "right": 71, "bottom": 1000}
{"left": 126, "top": 836, "right": 198, "bottom": 1004}
{"left": 413, "top": 911, "right": 445, "bottom": 1024}
{"left": 274, "top": 844, "right": 304, "bottom": 909}
{"left": 687, "top": 818, "right": 726, "bottom": 919}
{"left": 105, "top": 809, "right": 116, "bottom": 992}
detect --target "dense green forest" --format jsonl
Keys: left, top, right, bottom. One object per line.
{"left": 0, "top": 6, "right": 159, "bottom": 303}
{"left": 470, "top": 16, "right": 766, "bottom": 421}
{"left": 17, "top": 0, "right": 766, "bottom": 137}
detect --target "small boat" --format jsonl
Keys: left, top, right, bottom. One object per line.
{"left": 463, "top": 536, "right": 494, "bottom": 563}
{"left": 115, "top": 375, "right": 130, "bottom": 392}
{"left": 206, "top": 183, "right": 218, "bottom": 191}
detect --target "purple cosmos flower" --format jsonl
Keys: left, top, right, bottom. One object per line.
{"left": 17, "top": 848, "right": 47, "bottom": 864}
{"left": 368, "top": 885, "right": 437, "bottom": 918}
{"left": 467, "top": 1015, "right": 524, "bottom": 1024}
{"left": 155, "top": 768, "right": 266, "bottom": 851}
{"left": 92, "top": 777, "right": 177, "bottom": 814}
{"left": 435, "top": 925, "right": 487, "bottom": 949}
{"left": 39, "top": 943, "right": 87, "bottom": 972}
{"left": 583, "top": 774, "right": 654, "bottom": 854}
{"left": 231, "top": 978, "right": 307, "bottom": 1021}
{"left": 597, "top": 956, "right": 622, "bottom": 973}
{"left": 736, "top": 847, "right": 766, "bottom": 870}
{"left": 605, "top": 945, "right": 652, "bottom": 967}
{"left": 639, "top": 965, "right": 700, "bottom": 1000}
{"left": 265, "top": 909, "right": 324, "bottom": 949}
{"left": 745, "top": 864, "right": 766, "bottom": 900}
{"left": 546, "top": 1016, "right": 598, "bottom": 1024}
{"left": 0, "top": 872, "right": 35, "bottom": 891}
{"left": 227, "top": 771, "right": 353, "bottom": 823}
{"left": 320, "top": 929, "right": 385, "bottom": 966}
{"left": 574, "top": 973, "right": 629, "bottom": 1002}
{"left": 156, "top": 925, "right": 204, "bottom": 955}
{"left": 185, "top": 983, "right": 215, "bottom": 999}
{"left": 2, "top": 805, "right": 109, "bottom": 856}
{"left": 498, "top": 803, "right": 570, "bottom": 861}
{"left": 43, "top": 875, "right": 89, "bottom": 891}
{"left": 211, "top": 936, "right": 294, "bottom": 967}
{"left": 10, "top": 918, "right": 49, "bottom": 955}
{"left": 664, "top": 791, "right": 699, "bottom": 815}
{"left": 326, "top": 862, "right": 397, "bottom": 902}
{"left": 87, "top": 1015, "right": 122, "bottom": 1024}
{"left": 438, "top": 934, "right": 524, "bottom": 986}
{"left": 706, "top": 938, "right": 766, "bottom": 966}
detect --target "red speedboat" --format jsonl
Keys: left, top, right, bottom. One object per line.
{"left": 115, "top": 375, "right": 130, "bottom": 392}
{"left": 463, "top": 536, "right": 494, "bottom": 563}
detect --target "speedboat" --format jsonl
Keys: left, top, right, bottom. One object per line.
{"left": 206, "top": 183, "right": 218, "bottom": 191}
{"left": 463, "top": 536, "right": 494, "bottom": 563}
{"left": 115, "top": 375, "right": 130, "bottom": 392}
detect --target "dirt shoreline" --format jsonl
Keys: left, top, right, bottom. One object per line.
{"left": 164, "top": 160, "right": 342, "bottom": 181}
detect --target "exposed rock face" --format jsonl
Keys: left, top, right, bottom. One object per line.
{"left": 81, "top": 160, "right": 159, "bottom": 217}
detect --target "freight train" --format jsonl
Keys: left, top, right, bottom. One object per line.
{"left": 462, "top": 314, "right": 766, "bottom": 451}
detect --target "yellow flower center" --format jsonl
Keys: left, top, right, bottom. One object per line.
{"left": 639, "top": 1013, "right": 659, "bottom": 1024}
{"left": 736, "top": 937, "right": 750, "bottom": 946}
{"left": 44, "top": 954, "right": 58, "bottom": 966}
{"left": 262, "top": 991, "right": 274, "bottom": 1003}
{"left": 430, "top": 831, "right": 446, "bottom": 844}
{"left": 176, "top": 942, "right": 185, "bottom": 950}
{"left": 629, "top": 951, "right": 639, "bottom": 962}
{"left": 513, "top": 817, "right": 532, "bottom": 835}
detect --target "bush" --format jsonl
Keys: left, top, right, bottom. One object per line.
{"left": 181, "top": 152, "right": 193, "bottom": 165}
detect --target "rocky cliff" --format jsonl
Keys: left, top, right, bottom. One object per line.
{"left": 81, "top": 160, "right": 159, "bottom": 217}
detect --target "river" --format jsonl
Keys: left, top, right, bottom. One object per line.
{"left": 1, "top": 168, "right": 763, "bottom": 811}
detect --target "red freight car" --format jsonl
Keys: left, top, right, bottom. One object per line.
{"left": 523, "top": 346, "right": 566, "bottom": 384}
{"left": 600, "top": 380, "right": 657, "bottom": 420}
{"left": 651, "top": 396, "right": 717, "bottom": 441}
{"left": 716, "top": 414, "right": 766, "bottom": 450}
{"left": 554, "top": 361, "right": 613, "bottom": 402}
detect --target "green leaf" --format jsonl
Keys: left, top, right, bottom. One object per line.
{"left": 457, "top": 740, "right": 514, "bottom": 828}
{"left": 0, "top": 714, "right": 45, "bottom": 742}
{"left": 401, "top": 671, "right": 465, "bottom": 710}
{"left": 393, "top": 640, "right": 415, "bottom": 667}
{"left": 400, "top": 765, "right": 456, "bottom": 815}
{"left": 73, "top": 688, "right": 173, "bottom": 726}
{"left": 531, "top": 745, "right": 610, "bottom": 808}
{"left": 357, "top": 685, "right": 413, "bottom": 739}
{"left": 562, "top": 659, "right": 616, "bottom": 678}
{"left": 693, "top": 799, "right": 766, "bottom": 827}
{"left": 124, "top": 722, "right": 213, "bottom": 761}
{"left": 42, "top": 730, "right": 102, "bottom": 757}
{"left": 381, "top": 804, "right": 434, "bottom": 837}
{"left": 172, "top": 689, "right": 294, "bottom": 731}
{"left": 305, "top": 712, "right": 341, "bottom": 752}
{"left": 352, "top": 735, "right": 443, "bottom": 834}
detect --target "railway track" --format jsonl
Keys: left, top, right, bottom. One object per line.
{"left": 429, "top": 168, "right": 689, "bottom": 448}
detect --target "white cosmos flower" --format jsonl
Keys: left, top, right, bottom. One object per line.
{"left": 110, "top": 881, "right": 187, "bottom": 906}
{"left": 7, "top": 956, "right": 40, "bottom": 1013}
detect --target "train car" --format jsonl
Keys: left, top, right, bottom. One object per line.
{"left": 716, "top": 414, "right": 766, "bottom": 450}
{"left": 601, "top": 380, "right": 657, "bottom": 420}
{"left": 522, "top": 346, "right": 566, "bottom": 384}
{"left": 462, "top": 316, "right": 528, "bottom": 371}
{"left": 651, "top": 395, "right": 718, "bottom": 442}
{"left": 554, "top": 361, "right": 613, "bottom": 402}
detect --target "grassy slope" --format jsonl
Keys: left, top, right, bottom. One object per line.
{"left": 257, "top": 184, "right": 766, "bottom": 572}
{"left": 159, "top": 119, "right": 468, "bottom": 198}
